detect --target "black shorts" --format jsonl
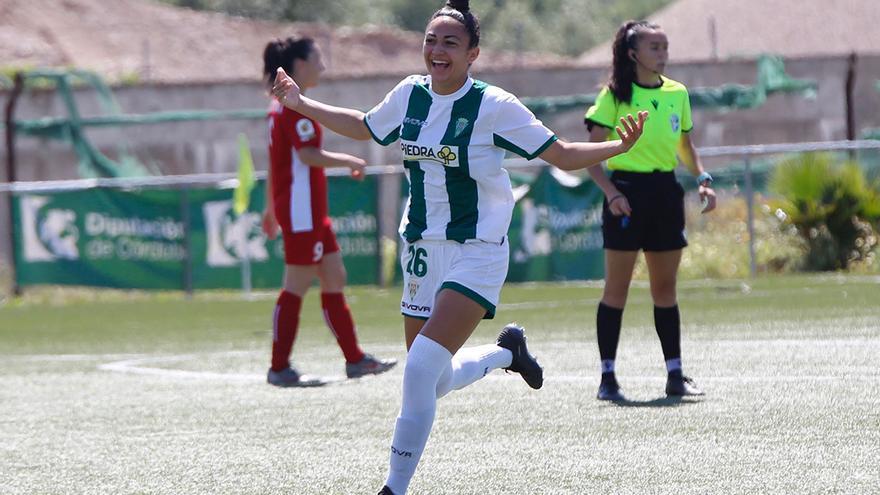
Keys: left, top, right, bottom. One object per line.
{"left": 602, "top": 170, "right": 688, "bottom": 252}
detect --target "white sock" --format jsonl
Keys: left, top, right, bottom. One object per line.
{"left": 385, "top": 335, "right": 452, "bottom": 495}
{"left": 601, "top": 359, "right": 615, "bottom": 374}
{"left": 435, "top": 344, "right": 513, "bottom": 398}
{"left": 666, "top": 358, "right": 682, "bottom": 373}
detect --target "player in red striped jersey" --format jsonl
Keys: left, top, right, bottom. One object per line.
{"left": 261, "top": 37, "right": 396, "bottom": 387}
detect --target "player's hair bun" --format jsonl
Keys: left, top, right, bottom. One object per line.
{"left": 445, "top": 0, "right": 470, "bottom": 13}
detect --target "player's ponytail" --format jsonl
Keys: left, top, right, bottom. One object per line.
{"left": 608, "top": 20, "right": 658, "bottom": 104}
{"left": 262, "top": 39, "right": 289, "bottom": 89}
{"left": 431, "top": 0, "right": 480, "bottom": 48}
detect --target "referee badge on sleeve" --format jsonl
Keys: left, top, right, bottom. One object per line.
{"left": 670, "top": 114, "right": 680, "bottom": 133}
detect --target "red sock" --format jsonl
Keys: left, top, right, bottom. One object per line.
{"left": 321, "top": 292, "right": 365, "bottom": 364}
{"left": 271, "top": 291, "right": 302, "bottom": 372}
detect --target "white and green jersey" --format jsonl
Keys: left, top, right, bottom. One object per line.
{"left": 364, "top": 75, "right": 557, "bottom": 243}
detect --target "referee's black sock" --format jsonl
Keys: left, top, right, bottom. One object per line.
{"left": 597, "top": 302, "right": 624, "bottom": 374}
{"left": 653, "top": 304, "right": 682, "bottom": 372}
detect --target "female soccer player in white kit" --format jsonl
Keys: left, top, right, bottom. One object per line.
{"left": 273, "top": 1, "right": 647, "bottom": 492}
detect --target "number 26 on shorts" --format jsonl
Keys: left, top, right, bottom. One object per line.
{"left": 406, "top": 245, "right": 428, "bottom": 277}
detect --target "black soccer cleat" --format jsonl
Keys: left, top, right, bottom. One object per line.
{"left": 596, "top": 372, "right": 626, "bottom": 401}
{"left": 377, "top": 486, "right": 395, "bottom": 495}
{"left": 665, "top": 370, "right": 704, "bottom": 397}
{"left": 496, "top": 323, "right": 544, "bottom": 390}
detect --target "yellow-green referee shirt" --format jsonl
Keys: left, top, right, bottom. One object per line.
{"left": 584, "top": 77, "right": 692, "bottom": 172}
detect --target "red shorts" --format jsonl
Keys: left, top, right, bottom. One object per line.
{"left": 282, "top": 217, "right": 340, "bottom": 265}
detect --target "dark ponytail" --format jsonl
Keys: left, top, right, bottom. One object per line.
{"left": 608, "top": 20, "right": 659, "bottom": 104}
{"left": 431, "top": 0, "right": 480, "bottom": 48}
{"left": 262, "top": 37, "right": 316, "bottom": 89}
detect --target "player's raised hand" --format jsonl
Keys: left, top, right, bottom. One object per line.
{"left": 616, "top": 111, "right": 648, "bottom": 152}
{"left": 273, "top": 67, "right": 300, "bottom": 109}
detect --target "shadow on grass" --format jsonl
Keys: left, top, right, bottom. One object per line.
{"left": 603, "top": 396, "right": 703, "bottom": 408}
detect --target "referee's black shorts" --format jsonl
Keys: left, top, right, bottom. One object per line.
{"left": 602, "top": 170, "right": 688, "bottom": 252}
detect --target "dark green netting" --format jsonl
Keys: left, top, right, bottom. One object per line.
{"left": 6, "top": 56, "right": 818, "bottom": 179}
{"left": 520, "top": 55, "right": 817, "bottom": 117}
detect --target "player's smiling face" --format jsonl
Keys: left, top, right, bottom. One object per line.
{"left": 423, "top": 16, "right": 479, "bottom": 95}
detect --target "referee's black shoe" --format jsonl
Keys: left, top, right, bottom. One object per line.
{"left": 596, "top": 372, "right": 626, "bottom": 401}
{"left": 377, "top": 486, "right": 395, "bottom": 495}
{"left": 497, "top": 324, "right": 544, "bottom": 390}
{"left": 666, "top": 369, "right": 704, "bottom": 397}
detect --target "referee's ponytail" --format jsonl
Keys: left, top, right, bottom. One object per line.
{"left": 608, "top": 20, "right": 659, "bottom": 104}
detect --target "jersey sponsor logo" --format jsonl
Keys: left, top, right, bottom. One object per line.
{"left": 453, "top": 117, "right": 470, "bottom": 138}
{"left": 20, "top": 195, "right": 80, "bottom": 261}
{"left": 295, "top": 118, "right": 316, "bottom": 141}
{"left": 670, "top": 113, "right": 681, "bottom": 133}
{"left": 651, "top": 99, "right": 660, "bottom": 110}
{"left": 402, "top": 116, "right": 428, "bottom": 128}
{"left": 401, "top": 301, "right": 432, "bottom": 313}
{"left": 400, "top": 141, "right": 460, "bottom": 167}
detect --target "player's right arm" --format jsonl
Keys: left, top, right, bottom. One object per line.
{"left": 273, "top": 68, "right": 372, "bottom": 141}
{"left": 262, "top": 111, "right": 288, "bottom": 240}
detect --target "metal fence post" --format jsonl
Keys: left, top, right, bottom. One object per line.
{"left": 4, "top": 73, "right": 24, "bottom": 296}
{"left": 744, "top": 157, "right": 757, "bottom": 277}
{"left": 180, "top": 187, "right": 193, "bottom": 297}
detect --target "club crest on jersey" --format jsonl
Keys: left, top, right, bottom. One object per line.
{"left": 295, "top": 118, "right": 316, "bottom": 141}
{"left": 400, "top": 141, "right": 460, "bottom": 167}
{"left": 670, "top": 113, "right": 680, "bottom": 133}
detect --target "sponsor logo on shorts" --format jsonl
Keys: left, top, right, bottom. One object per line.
{"left": 401, "top": 301, "right": 431, "bottom": 313}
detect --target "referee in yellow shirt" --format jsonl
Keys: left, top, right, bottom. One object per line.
{"left": 584, "top": 20, "right": 716, "bottom": 401}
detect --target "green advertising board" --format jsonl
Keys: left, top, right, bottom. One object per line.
{"left": 12, "top": 176, "right": 380, "bottom": 290}
{"left": 13, "top": 188, "right": 187, "bottom": 289}
{"left": 507, "top": 167, "right": 605, "bottom": 282}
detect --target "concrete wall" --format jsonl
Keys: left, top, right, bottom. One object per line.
{"left": 3, "top": 54, "right": 880, "bottom": 266}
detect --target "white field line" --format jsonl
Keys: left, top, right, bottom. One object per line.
{"left": 90, "top": 350, "right": 877, "bottom": 384}
{"left": 96, "top": 350, "right": 355, "bottom": 384}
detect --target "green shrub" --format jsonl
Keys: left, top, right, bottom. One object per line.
{"left": 768, "top": 153, "right": 880, "bottom": 271}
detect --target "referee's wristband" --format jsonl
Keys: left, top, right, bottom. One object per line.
{"left": 697, "top": 171, "right": 714, "bottom": 186}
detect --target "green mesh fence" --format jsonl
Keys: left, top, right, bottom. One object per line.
{"left": 520, "top": 55, "right": 817, "bottom": 117}
{"left": 6, "top": 55, "right": 817, "bottom": 179}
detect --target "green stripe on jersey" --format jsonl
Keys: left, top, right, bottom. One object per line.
{"left": 402, "top": 83, "right": 433, "bottom": 241}
{"left": 493, "top": 134, "right": 558, "bottom": 160}
{"left": 363, "top": 116, "right": 399, "bottom": 145}
{"left": 442, "top": 81, "right": 486, "bottom": 242}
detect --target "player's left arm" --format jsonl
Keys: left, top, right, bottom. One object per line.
{"left": 297, "top": 146, "right": 365, "bottom": 181}
{"left": 541, "top": 112, "right": 647, "bottom": 171}
{"left": 678, "top": 132, "right": 716, "bottom": 213}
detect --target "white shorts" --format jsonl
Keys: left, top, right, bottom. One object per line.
{"left": 400, "top": 238, "right": 509, "bottom": 320}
